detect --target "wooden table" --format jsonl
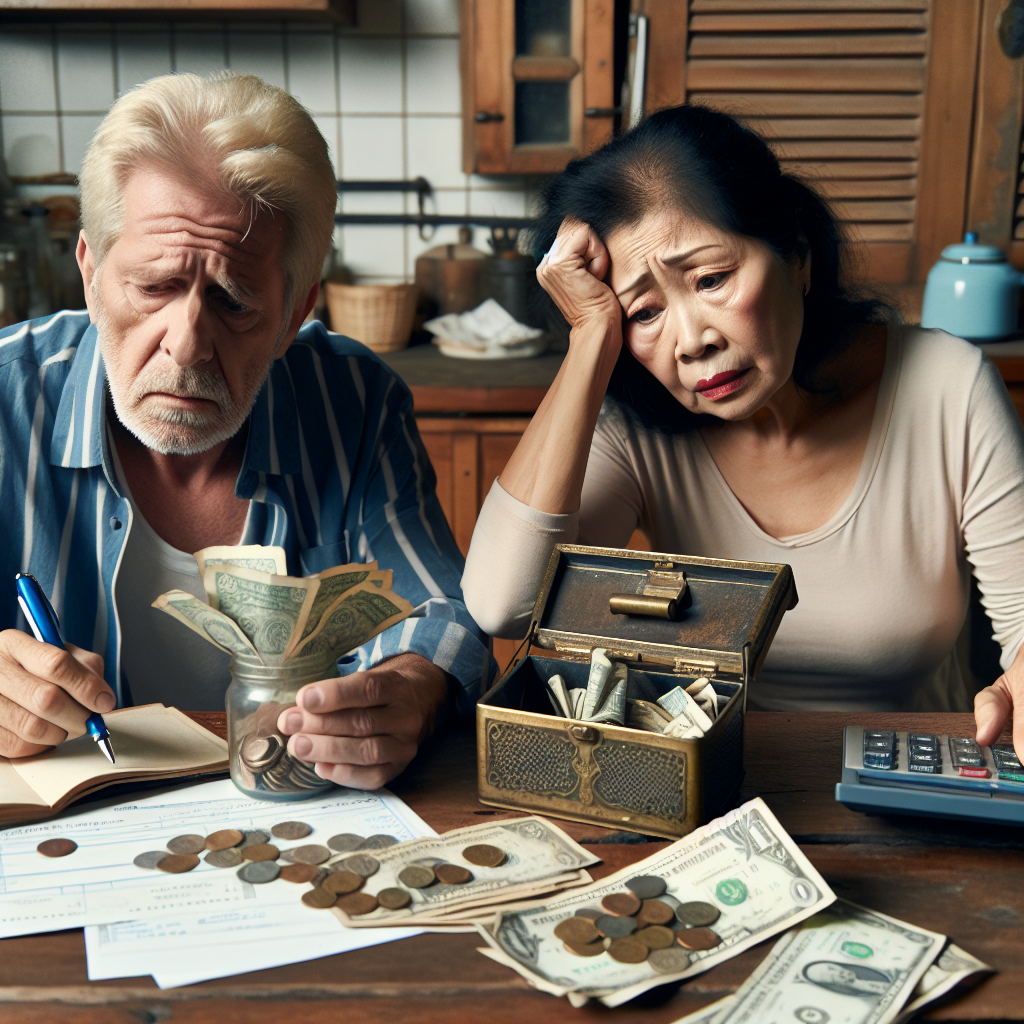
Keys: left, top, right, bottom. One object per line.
{"left": 2, "top": 712, "right": 1020, "bottom": 1023}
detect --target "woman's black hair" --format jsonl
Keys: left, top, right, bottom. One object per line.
{"left": 530, "top": 104, "right": 894, "bottom": 434}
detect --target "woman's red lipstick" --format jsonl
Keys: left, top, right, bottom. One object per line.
{"left": 695, "top": 369, "right": 749, "bottom": 401}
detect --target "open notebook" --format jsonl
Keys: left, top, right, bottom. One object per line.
{"left": 0, "top": 704, "right": 229, "bottom": 826}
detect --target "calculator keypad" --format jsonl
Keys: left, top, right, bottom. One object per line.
{"left": 949, "top": 736, "right": 989, "bottom": 778}
{"left": 907, "top": 733, "right": 941, "bottom": 774}
{"left": 862, "top": 730, "right": 896, "bottom": 770}
{"left": 992, "top": 745, "right": 1024, "bottom": 782}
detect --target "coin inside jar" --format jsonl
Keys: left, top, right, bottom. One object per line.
{"left": 461, "top": 844, "right": 506, "bottom": 867}
{"left": 166, "top": 834, "right": 206, "bottom": 855}
{"left": 336, "top": 892, "right": 379, "bottom": 916}
{"left": 635, "top": 925, "right": 675, "bottom": 950}
{"left": 376, "top": 888, "right": 412, "bottom": 910}
{"left": 601, "top": 892, "right": 642, "bottom": 917}
{"left": 241, "top": 843, "right": 280, "bottom": 862}
{"left": 281, "top": 844, "right": 331, "bottom": 865}
{"left": 36, "top": 838, "right": 78, "bottom": 858}
{"left": 434, "top": 863, "right": 473, "bottom": 885}
{"left": 157, "top": 853, "right": 200, "bottom": 873}
{"left": 648, "top": 947, "right": 692, "bottom": 975}
{"left": 340, "top": 854, "right": 380, "bottom": 878}
{"left": 240, "top": 733, "right": 284, "bottom": 771}
{"left": 675, "top": 901, "right": 721, "bottom": 927}
{"left": 133, "top": 851, "right": 167, "bottom": 870}
{"left": 595, "top": 914, "right": 637, "bottom": 938}
{"left": 637, "top": 899, "right": 675, "bottom": 927}
{"left": 326, "top": 833, "right": 364, "bottom": 853}
{"left": 204, "top": 848, "right": 244, "bottom": 868}
{"left": 301, "top": 886, "right": 338, "bottom": 909}
{"left": 271, "top": 821, "right": 312, "bottom": 841}
{"left": 280, "top": 863, "right": 320, "bottom": 884}
{"left": 607, "top": 936, "right": 649, "bottom": 964}
{"left": 553, "top": 917, "right": 600, "bottom": 945}
{"left": 397, "top": 865, "right": 436, "bottom": 889}
{"left": 205, "top": 829, "right": 244, "bottom": 851}
{"left": 322, "top": 870, "right": 364, "bottom": 895}
{"left": 676, "top": 927, "right": 722, "bottom": 951}
{"left": 625, "top": 875, "right": 667, "bottom": 900}
{"left": 237, "top": 860, "right": 281, "bottom": 884}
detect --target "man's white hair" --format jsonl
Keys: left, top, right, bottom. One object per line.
{"left": 79, "top": 72, "right": 337, "bottom": 302}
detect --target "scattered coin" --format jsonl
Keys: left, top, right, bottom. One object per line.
{"left": 205, "top": 829, "right": 244, "bottom": 851}
{"left": 676, "top": 927, "right": 721, "bottom": 951}
{"left": 36, "top": 838, "right": 78, "bottom": 858}
{"left": 280, "top": 863, "right": 320, "bottom": 884}
{"left": 326, "top": 833, "right": 365, "bottom": 853}
{"left": 574, "top": 908, "right": 604, "bottom": 921}
{"left": 595, "top": 914, "right": 637, "bottom": 938}
{"left": 336, "top": 892, "right": 379, "bottom": 916}
{"left": 461, "top": 844, "right": 506, "bottom": 867}
{"left": 301, "top": 886, "right": 338, "bottom": 909}
{"left": 637, "top": 899, "right": 675, "bottom": 927}
{"left": 166, "top": 834, "right": 206, "bottom": 855}
{"left": 625, "top": 875, "right": 667, "bottom": 900}
{"left": 158, "top": 853, "right": 200, "bottom": 873}
{"left": 281, "top": 844, "right": 331, "bottom": 865}
{"left": 675, "top": 901, "right": 721, "bottom": 927}
{"left": 340, "top": 854, "right": 380, "bottom": 878}
{"left": 237, "top": 860, "right": 281, "bottom": 884}
{"left": 242, "top": 843, "right": 280, "bottom": 862}
{"left": 563, "top": 939, "right": 605, "bottom": 958}
{"left": 648, "top": 947, "right": 692, "bottom": 975}
{"left": 601, "top": 892, "right": 642, "bottom": 917}
{"left": 554, "top": 917, "right": 600, "bottom": 945}
{"left": 271, "top": 821, "right": 312, "bottom": 841}
{"left": 133, "top": 851, "right": 167, "bottom": 870}
{"left": 607, "top": 936, "right": 649, "bottom": 964}
{"left": 377, "top": 887, "right": 412, "bottom": 910}
{"left": 635, "top": 925, "right": 675, "bottom": 950}
{"left": 322, "top": 871, "right": 364, "bottom": 895}
{"left": 398, "top": 865, "right": 436, "bottom": 889}
{"left": 357, "top": 834, "right": 399, "bottom": 850}
{"left": 435, "top": 864, "right": 473, "bottom": 885}
{"left": 239, "top": 829, "right": 270, "bottom": 848}
{"left": 205, "top": 848, "right": 244, "bottom": 868}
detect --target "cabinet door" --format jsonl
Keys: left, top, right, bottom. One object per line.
{"left": 462, "top": 0, "right": 616, "bottom": 174}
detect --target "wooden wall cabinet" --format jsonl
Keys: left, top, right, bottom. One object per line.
{"left": 461, "top": 0, "right": 616, "bottom": 174}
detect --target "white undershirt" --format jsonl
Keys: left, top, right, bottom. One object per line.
{"left": 109, "top": 433, "right": 245, "bottom": 711}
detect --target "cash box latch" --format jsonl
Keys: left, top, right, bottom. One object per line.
{"left": 609, "top": 569, "right": 688, "bottom": 621}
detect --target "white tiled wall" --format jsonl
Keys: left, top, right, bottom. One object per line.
{"left": 0, "top": 0, "right": 534, "bottom": 283}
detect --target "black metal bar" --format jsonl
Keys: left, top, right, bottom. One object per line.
{"left": 334, "top": 213, "right": 536, "bottom": 229}
{"left": 336, "top": 178, "right": 430, "bottom": 193}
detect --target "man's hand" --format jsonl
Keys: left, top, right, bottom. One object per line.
{"left": 276, "top": 653, "right": 449, "bottom": 790}
{"left": 975, "top": 643, "right": 1024, "bottom": 763}
{"left": 0, "top": 629, "right": 114, "bottom": 758}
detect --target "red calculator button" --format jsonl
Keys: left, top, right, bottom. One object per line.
{"left": 958, "top": 767, "right": 990, "bottom": 778}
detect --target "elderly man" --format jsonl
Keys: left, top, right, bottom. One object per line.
{"left": 0, "top": 73, "right": 491, "bottom": 789}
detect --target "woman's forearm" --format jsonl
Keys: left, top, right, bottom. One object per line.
{"left": 499, "top": 314, "right": 622, "bottom": 513}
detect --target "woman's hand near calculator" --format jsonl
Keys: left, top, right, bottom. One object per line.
{"left": 974, "top": 644, "right": 1024, "bottom": 763}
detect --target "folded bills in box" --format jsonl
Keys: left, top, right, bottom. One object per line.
{"left": 477, "top": 545, "right": 797, "bottom": 839}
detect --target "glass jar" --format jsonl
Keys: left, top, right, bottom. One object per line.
{"left": 225, "top": 651, "right": 339, "bottom": 801}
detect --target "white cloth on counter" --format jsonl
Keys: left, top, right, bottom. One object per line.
{"left": 425, "top": 298, "right": 546, "bottom": 359}
{"left": 463, "top": 326, "right": 1024, "bottom": 713}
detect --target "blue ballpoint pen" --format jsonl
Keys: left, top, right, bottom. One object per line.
{"left": 14, "top": 572, "right": 115, "bottom": 764}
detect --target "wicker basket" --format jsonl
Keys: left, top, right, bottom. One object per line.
{"left": 325, "top": 282, "right": 418, "bottom": 353}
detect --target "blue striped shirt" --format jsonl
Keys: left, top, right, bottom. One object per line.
{"left": 0, "top": 310, "right": 493, "bottom": 714}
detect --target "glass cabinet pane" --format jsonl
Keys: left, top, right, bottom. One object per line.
{"left": 515, "top": 81, "right": 570, "bottom": 144}
{"left": 516, "top": 0, "right": 571, "bottom": 57}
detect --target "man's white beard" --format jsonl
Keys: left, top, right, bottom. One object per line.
{"left": 98, "top": 303, "right": 285, "bottom": 457}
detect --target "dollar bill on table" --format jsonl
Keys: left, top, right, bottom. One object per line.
{"left": 895, "top": 942, "right": 992, "bottom": 1023}
{"left": 332, "top": 817, "right": 599, "bottom": 928}
{"left": 713, "top": 900, "right": 945, "bottom": 1024}
{"left": 476, "top": 797, "right": 835, "bottom": 1006}
{"left": 670, "top": 997, "right": 736, "bottom": 1024}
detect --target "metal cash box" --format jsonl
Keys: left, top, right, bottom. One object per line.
{"left": 477, "top": 545, "right": 797, "bottom": 839}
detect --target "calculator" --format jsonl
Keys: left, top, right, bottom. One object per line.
{"left": 835, "top": 726, "right": 1024, "bottom": 825}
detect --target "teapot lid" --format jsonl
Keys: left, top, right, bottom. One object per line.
{"left": 939, "top": 232, "right": 1007, "bottom": 264}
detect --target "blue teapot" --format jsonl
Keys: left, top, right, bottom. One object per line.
{"left": 921, "top": 233, "right": 1023, "bottom": 341}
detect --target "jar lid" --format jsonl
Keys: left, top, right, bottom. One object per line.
{"left": 939, "top": 232, "right": 1007, "bottom": 264}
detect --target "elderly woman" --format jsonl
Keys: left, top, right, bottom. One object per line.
{"left": 462, "top": 105, "right": 1024, "bottom": 754}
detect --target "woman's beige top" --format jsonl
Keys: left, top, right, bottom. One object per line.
{"left": 463, "top": 327, "right": 1024, "bottom": 712}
